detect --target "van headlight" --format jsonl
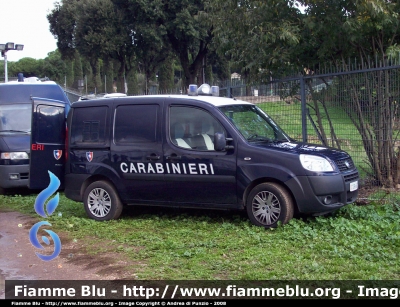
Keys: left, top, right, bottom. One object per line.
{"left": 299, "top": 154, "right": 334, "bottom": 172}
{"left": 1, "top": 152, "right": 29, "bottom": 160}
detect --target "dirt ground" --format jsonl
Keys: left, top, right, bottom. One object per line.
{"left": 0, "top": 209, "right": 137, "bottom": 299}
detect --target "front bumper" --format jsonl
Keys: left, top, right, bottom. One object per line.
{"left": 286, "top": 171, "right": 359, "bottom": 215}
{"left": 0, "top": 164, "right": 29, "bottom": 189}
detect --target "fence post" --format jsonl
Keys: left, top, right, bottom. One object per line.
{"left": 227, "top": 80, "right": 231, "bottom": 98}
{"left": 300, "top": 76, "right": 307, "bottom": 142}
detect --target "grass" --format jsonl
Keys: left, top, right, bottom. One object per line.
{"left": 2, "top": 98, "right": 397, "bottom": 282}
{"left": 1, "top": 190, "right": 400, "bottom": 280}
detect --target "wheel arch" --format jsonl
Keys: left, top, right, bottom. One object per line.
{"left": 243, "top": 177, "right": 299, "bottom": 216}
{"left": 80, "top": 174, "right": 120, "bottom": 202}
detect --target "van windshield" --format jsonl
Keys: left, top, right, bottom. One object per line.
{"left": 219, "top": 104, "right": 291, "bottom": 142}
{"left": 0, "top": 104, "right": 31, "bottom": 133}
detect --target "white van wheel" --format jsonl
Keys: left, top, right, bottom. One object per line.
{"left": 83, "top": 181, "right": 123, "bottom": 221}
{"left": 246, "top": 182, "right": 294, "bottom": 228}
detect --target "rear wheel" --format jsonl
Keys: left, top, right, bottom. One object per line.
{"left": 246, "top": 182, "right": 294, "bottom": 228}
{"left": 83, "top": 181, "right": 123, "bottom": 221}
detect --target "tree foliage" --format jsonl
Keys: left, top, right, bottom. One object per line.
{"left": 112, "top": 0, "right": 215, "bottom": 88}
{"left": 46, "top": 0, "right": 218, "bottom": 90}
{"left": 6, "top": 0, "right": 400, "bottom": 187}
{"left": 111, "top": 0, "right": 173, "bottom": 93}
{"left": 300, "top": 0, "right": 400, "bottom": 187}
{"left": 47, "top": 0, "right": 77, "bottom": 60}
{"left": 207, "top": 0, "right": 400, "bottom": 187}
{"left": 298, "top": 0, "right": 400, "bottom": 64}
{"left": 40, "top": 50, "right": 68, "bottom": 83}
{"left": 48, "top": 0, "right": 135, "bottom": 91}
{"left": 207, "top": 0, "right": 302, "bottom": 82}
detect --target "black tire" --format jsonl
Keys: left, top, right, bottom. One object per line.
{"left": 83, "top": 181, "right": 123, "bottom": 221}
{"left": 246, "top": 182, "right": 294, "bottom": 228}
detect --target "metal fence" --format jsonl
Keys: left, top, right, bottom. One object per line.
{"left": 68, "top": 62, "right": 400, "bottom": 193}
{"left": 217, "top": 63, "right": 400, "bottom": 194}
{"left": 13, "top": 59, "right": 400, "bottom": 198}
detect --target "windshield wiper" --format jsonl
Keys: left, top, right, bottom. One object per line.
{"left": 0, "top": 130, "right": 30, "bottom": 133}
{"left": 247, "top": 135, "right": 272, "bottom": 142}
{"left": 247, "top": 135, "right": 291, "bottom": 143}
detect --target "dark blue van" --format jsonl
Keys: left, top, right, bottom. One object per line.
{"left": 0, "top": 80, "right": 70, "bottom": 193}
{"left": 30, "top": 84, "right": 359, "bottom": 228}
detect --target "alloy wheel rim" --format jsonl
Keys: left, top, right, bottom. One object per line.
{"left": 252, "top": 191, "right": 281, "bottom": 225}
{"left": 88, "top": 188, "right": 112, "bottom": 217}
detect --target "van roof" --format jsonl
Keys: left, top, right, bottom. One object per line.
{"left": 0, "top": 82, "right": 70, "bottom": 104}
{"left": 72, "top": 94, "right": 253, "bottom": 107}
{"left": 168, "top": 94, "right": 253, "bottom": 106}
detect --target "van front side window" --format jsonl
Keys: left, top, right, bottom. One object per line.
{"left": 169, "top": 106, "right": 225, "bottom": 151}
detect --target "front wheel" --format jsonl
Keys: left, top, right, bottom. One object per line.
{"left": 83, "top": 181, "right": 123, "bottom": 221}
{"left": 246, "top": 182, "right": 294, "bottom": 228}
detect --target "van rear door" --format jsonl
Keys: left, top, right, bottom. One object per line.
{"left": 29, "top": 98, "right": 67, "bottom": 190}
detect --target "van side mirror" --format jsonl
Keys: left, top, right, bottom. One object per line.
{"left": 214, "top": 133, "right": 234, "bottom": 151}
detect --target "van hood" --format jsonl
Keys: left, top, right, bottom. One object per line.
{"left": 253, "top": 140, "right": 350, "bottom": 161}
{"left": 0, "top": 134, "right": 30, "bottom": 152}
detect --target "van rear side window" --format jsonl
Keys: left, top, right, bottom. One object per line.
{"left": 114, "top": 105, "right": 158, "bottom": 144}
{"left": 83, "top": 121, "right": 100, "bottom": 142}
{"left": 70, "top": 106, "right": 108, "bottom": 145}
